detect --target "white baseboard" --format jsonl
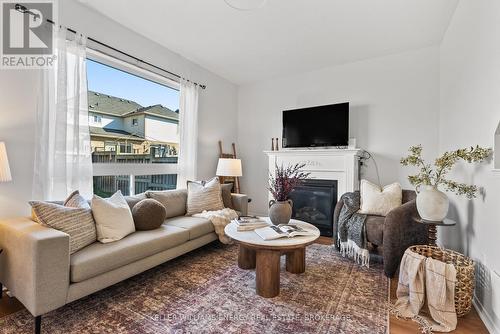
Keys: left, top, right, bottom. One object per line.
{"left": 473, "top": 296, "right": 500, "bottom": 334}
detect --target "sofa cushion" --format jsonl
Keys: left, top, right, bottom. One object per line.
{"left": 221, "top": 183, "right": 234, "bottom": 209}
{"left": 29, "top": 191, "right": 97, "bottom": 254}
{"left": 132, "top": 199, "right": 167, "bottom": 230}
{"left": 365, "top": 215, "right": 385, "bottom": 246}
{"left": 186, "top": 177, "right": 224, "bottom": 215}
{"left": 146, "top": 189, "right": 187, "bottom": 218}
{"left": 92, "top": 191, "right": 136, "bottom": 243}
{"left": 359, "top": 179, "right": 402, "bottom": 216}
{"left": 124, "top": 192, "right": 147, "bottom": 210}
{"left": 70, "top": 225, "right": 189, "bottom": 282}
{"left": 64, "top": 190, "right": 91, "bottom": 209}
{"left": 165, "top": 216, "right": 214, "bottom": 240}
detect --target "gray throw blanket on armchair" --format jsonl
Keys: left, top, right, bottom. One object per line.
{"left": 337, "top": 191, "right": 370, "bottom": 267}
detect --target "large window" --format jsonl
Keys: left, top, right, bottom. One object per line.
{"left": 87, "top": 51, "right": 180, "bottom": 197}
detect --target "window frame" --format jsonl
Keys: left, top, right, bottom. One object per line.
{"left": 87, "top": 49, "right": 180, "bottom": 194}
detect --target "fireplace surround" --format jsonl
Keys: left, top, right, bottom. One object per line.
{"left": 265, "top": 148, "right": 363, "bottom": 236}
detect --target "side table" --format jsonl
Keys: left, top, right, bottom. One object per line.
{"left": 415, "top": 218, "right": 456, "bottom": 246}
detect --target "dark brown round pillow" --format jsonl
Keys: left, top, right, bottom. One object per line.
{"left": 132, "top": 199, "right": 167, "bottom": 231}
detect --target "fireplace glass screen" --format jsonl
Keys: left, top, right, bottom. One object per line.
{"left": 288, "top": 179, "right": 338, "bottom": 236}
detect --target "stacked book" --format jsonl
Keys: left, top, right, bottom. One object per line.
{"left": 233, "top": 216, "right": 270, "bottom": 231}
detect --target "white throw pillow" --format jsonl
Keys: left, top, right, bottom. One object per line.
{"left": 186, "top": 177, "right": 224, "bottom": 215}
{"left": 359, "top": 179, "right": 402, "bottom": 216}
{"left": 91, "top": 190, "right": 135, "bottom": 243}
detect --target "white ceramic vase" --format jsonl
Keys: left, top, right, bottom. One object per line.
{"left": 416, "top": 185, "right": 449, "bottom": 222}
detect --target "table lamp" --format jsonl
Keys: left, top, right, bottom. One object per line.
{"left": 0, "top": 142, "right": 12, "bottom": 183}
{"left": 216, "top": 158, "right": 242, "bottom": 193}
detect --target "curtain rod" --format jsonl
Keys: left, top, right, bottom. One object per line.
{"left": 15, "top": 4, "right": 207, "bottom": 89}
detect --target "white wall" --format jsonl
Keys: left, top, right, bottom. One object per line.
{"left": 439, "top": 0, "right": 500, "bottom": 332}
{"left": 0, "top": 71, "right": 39, "bottom": 217}
{"left": 237, "top": 47, "right": 440, "bottom": 215}
{"left": 88, "top": 112, "right": 124, "bottom": 130}
{"left": 144, "top": 116, "right": 179, "bottom": 144}
{"left": 123, "top": 115, "right": 145, "bottom": 137}
{"left": 0, "top": 0, "right": 237, "bottom": 217}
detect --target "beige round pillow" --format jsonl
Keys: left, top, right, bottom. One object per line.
{"left": 132, "top": 199, "right": 167, "bottom": 231}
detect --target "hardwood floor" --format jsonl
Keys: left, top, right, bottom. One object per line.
{"left": 0, "top": 237, "right": 489, "bottom": 333}
{"left": 317, "top": 236, "right": 489, "bottom": 333}
{"left": 0, "top": 290, "right": 23, "bottom": 317}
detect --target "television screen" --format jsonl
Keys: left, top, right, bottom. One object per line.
{"left": 282, "top": 102, "right": 349, "bottom": 148}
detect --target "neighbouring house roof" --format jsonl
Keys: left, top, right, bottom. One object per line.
{"left": 89, "top": 126, "right": 145, "bottom": 141}
{"left": 124, "top": 104, "right": 179, "bottom": 121}
{"left": 88, "top": 91, "right": 143, "bottom": 116}
{"left": 88, "top": 91, "right": 179, "bottom": 123}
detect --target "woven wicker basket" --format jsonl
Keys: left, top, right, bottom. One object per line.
{"left": 409, "top": 245, "right": 475, "bottom": 317}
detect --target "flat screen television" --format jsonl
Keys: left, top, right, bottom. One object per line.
{"left": 282, "top": 102, "right": 349, "bottom": 148}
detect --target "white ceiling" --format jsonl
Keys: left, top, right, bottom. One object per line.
{"left": 79, "top": 0, "right": 458, "bottom": 85}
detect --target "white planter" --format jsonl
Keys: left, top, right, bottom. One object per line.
{"left": 416, "top": 185, "right": 449, "bottom": 222}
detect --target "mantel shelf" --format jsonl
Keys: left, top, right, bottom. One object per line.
{"left": 264, "top": 148, "right": 364, "bottom": 155}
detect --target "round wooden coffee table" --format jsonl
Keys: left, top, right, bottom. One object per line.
{"left": 224, "top": 218, "right": 320, "bottom": 298}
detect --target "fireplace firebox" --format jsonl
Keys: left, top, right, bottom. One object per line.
{"left": 288, "top": 179, "right": 338, "bottom": 237}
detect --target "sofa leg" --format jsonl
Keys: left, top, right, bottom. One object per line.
{"left": 35, "top": 315, "right": 41, "bottom": 334}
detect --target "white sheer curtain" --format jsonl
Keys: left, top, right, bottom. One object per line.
{"left": 176, "top": 79, "right": 199, "bottom": 189}
{"left": 33, "top": 28, "right": 93, "bottom": 200}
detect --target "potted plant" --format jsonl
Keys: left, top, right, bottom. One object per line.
{"left": 268, "top": 163, "right": 310, "bottom": 225}
{"left": 401, "top": 145, "right": 492, "bottom": 221}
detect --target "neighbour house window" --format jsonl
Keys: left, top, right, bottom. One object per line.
{"left": 119, "top": 143, "right": 132, "bottom": 154}
{"left": 86, "top": 52, "right": 180, "bottom": 197}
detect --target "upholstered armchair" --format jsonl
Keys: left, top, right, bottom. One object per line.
{"left": 333, "top": 190, "right": 428, "bottom": 277}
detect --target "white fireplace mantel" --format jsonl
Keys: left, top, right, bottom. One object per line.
{"left": 264, "top": 148, "right": 364, "bottom": 199}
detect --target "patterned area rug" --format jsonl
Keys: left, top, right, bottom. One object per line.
{"left": 0, "top": 243, "right": 389, "bottom": 333}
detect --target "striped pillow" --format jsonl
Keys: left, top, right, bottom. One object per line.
{"left": 64, "top": 190, "right": 91, "bottom": 209}
{"left": 29, "top": 191, "right": 97, "bottom": 254}
{"left": 186, "top": 177, "right": 224, "bottom": 215}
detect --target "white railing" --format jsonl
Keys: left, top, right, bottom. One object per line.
{"left": 93, "top": 163, "right": 178, "bottom": 195}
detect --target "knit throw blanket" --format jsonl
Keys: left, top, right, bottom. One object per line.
{"left": 193, "top": 208, "right": 238, "bottom": 244}
{"left": 337, "top": 191, "right": 370, "bottom": 267}
{"left": 391, "top": 248, "right": 457, "bottom": 333}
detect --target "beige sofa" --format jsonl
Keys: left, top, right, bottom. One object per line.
{"left": 0, "top": 189, "right": 248, "bottom": 332}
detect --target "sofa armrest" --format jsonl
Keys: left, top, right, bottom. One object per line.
{"left": 0, "top": 217, "right": 70, "bottom": 316}
{"left": 383, "top": 200, "right": 428, "bottom": 277}
{"left": 231, "top": 193, "right": 248, "bottom": 216}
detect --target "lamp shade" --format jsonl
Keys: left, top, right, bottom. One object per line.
{"left": 216, "top": 158, "right": 242, "bottom": 177}
{"left": 0, "top": 142, "right": 12, "bottom": 182}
